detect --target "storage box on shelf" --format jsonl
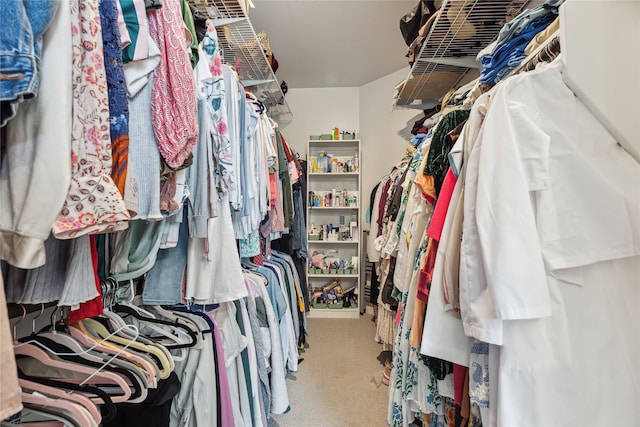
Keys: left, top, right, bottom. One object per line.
{"left": 306, "top": 139, "right": 361, "bottom": 318}
{"left": 310, "top": 278, "right": 357, "bottom": 311}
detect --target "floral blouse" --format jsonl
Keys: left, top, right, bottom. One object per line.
{"left": 53, "top": 0, "right": 130, "bottom": 238}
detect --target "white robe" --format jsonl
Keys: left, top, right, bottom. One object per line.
{"left": 462, "top": 60, "right": 640, "bottom": 427}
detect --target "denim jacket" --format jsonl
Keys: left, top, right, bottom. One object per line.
{"left": 0, "top": 0, "right": 58, "bottom": 127}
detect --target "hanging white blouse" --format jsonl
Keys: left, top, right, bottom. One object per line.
{"left": 366, "top": 182, "right": 384, "bottom": 263}
{"left": 185, "top": 192, "right": 248, "bottom": 304}
{"left": 420, "top": 92, "right": 490, "bottom": 366}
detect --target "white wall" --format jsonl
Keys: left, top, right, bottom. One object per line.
{"left": 279, "top": 69, "right": 422, "bottom": 231}
{"left": 279, "top": 87, "right": 360, "bottom": 155}
{"left": 358, "top": 67, "right": 422, "bottom": 229}
{"left": 560, "top": 0, "right": 640, "bottom": 162}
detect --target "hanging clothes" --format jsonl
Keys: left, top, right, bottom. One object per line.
{"left": 100, "top": 0, "right": 130, "bottom": 200}
{"left": 53, "top": 0, "right": 130, "bottom": 239}
{"left": 0, "top": 0, "right": 72, "bottom": 269}
{"left": 0, "top": 0, "right": 59, "bottom": 127}
{"left": 1, "top": 4, "right": 305, "bottom": 426}
{"left": 460, "top": 60, "right": 640, "bottom": 427}
{"left": 5, "top": 235, "right": 98, "bottom": 307}
{"left": 185, "top": 192, "right": 247, "bottom": 305}
{"left": 147, "top": 0, "right": 198, "bottom": 169}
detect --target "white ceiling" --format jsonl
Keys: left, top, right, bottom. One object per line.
{"left": 248, "top": 0, "right": 417, "bottom": 89}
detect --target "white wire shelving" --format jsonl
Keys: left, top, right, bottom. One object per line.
{"left": 188, "top": 0, "right": 293, "bottom": 122}
{"left": 394, "top": 0, "right": 528, "bottom": 109}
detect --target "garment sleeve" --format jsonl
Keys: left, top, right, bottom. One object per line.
{"left": 475, "top": 88, "right": 552, "bottom": 321}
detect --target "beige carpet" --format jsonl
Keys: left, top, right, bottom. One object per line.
{"left": 273, "top": 315, "right": 390, "bottom": 427}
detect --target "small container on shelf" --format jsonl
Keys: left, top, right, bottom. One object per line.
{"left": 313, "top": 300, "right": 328, "bottom": 309}
{"left": 327, "top": 300, "right": 344, "bottom": 309}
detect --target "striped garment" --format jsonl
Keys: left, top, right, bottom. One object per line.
{"left": 118, "top": 0, "right": 150, "bottom": 63}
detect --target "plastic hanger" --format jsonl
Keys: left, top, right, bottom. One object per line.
{"left": 19, "top": 378, "right": 102, "bottom": 425}
{"left": 21, "top": 334, "right": 147, "bottom": 403}
{"left": 39, "top": 320, "right": 152, "bottom": 393}
{"left": 21, "top": 392, "right": 94, "bottom": 427}
{"left": 112, "top": 308, "right": 191, "bottom": 362}
{"left": 97, "top": 310, "right": 177, "bottom": 370}
{"left": 13, "top": 342, "right": 132, "bottom": 403}
{"left": 68, "top": 321, "right": 158, "bottom": 387}
{"left": 9, "top": 403, "right": 80, "bottom": 427}
{"left": 104, "top": 281, "right": 194, "bottom": 359}
{"left": 16, "top": 367, "right": 117, "bottom": 422}
{"left": 113, "top": 303, "right": 198, "bottom": 350}
{"left": 13, "top": 315, "right": 137, "bottom": 403}
{"left": 148, "top": 305, "right": 204, "bottom": 349}
{"left": 80, "top": 318, "right": 173, "bottom": 379}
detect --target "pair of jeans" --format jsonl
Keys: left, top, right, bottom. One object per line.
{"left": 0, "top": 0, "right": 58, "bottom": 126}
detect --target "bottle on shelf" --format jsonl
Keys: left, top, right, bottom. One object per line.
{"left": 317, "top": 152, "right": 326, "bottom": 173}
{"left": 353, "top": 153, "right": 359, "bottom": 172}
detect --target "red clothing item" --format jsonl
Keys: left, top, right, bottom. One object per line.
{"left": 427, "top": 168, "right": 457, "bottom": 241}
{"left": 253, "top": 239, "right": 264, "bottom": 266}
{"left": 68, "top": 236, "right": 103, "bottom": 323}
{"left": 417, "top": 168, "right": 456, "bottom": 304}
{"left": 453, "top": 363, "right": 467, "bottom": 405}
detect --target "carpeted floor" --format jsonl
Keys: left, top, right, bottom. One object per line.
{"left": 273, "top": 315, "right": 390, "bottom": 427}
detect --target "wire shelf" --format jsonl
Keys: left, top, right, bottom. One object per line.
{"left": 395, "top": 0, "right": 527, "bottom": 108}
{"left": 188, "top": 0, "right": 293, "bottom": 122}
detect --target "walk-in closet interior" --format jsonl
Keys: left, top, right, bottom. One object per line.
{"left": 1, "top": 0, "right": 638, "bottom": 426}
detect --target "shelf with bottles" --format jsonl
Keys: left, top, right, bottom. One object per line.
{"left": 308, "top": 152, "right": 359, "bottom": 174}
{"left": 308, "top": 172, "right": 359, "bottom": 176}
{"left": 308, "top": 218, "right": 358, "bottom": 242}
{"left": 309, "top": 207, "right": 359, "bottom": 211}
{"left": 308, "top": 189, "right": 358, "bottom": 208}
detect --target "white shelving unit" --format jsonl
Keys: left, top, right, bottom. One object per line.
{"left": 306, "top": 139, "right": 361, "bottom": 319}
